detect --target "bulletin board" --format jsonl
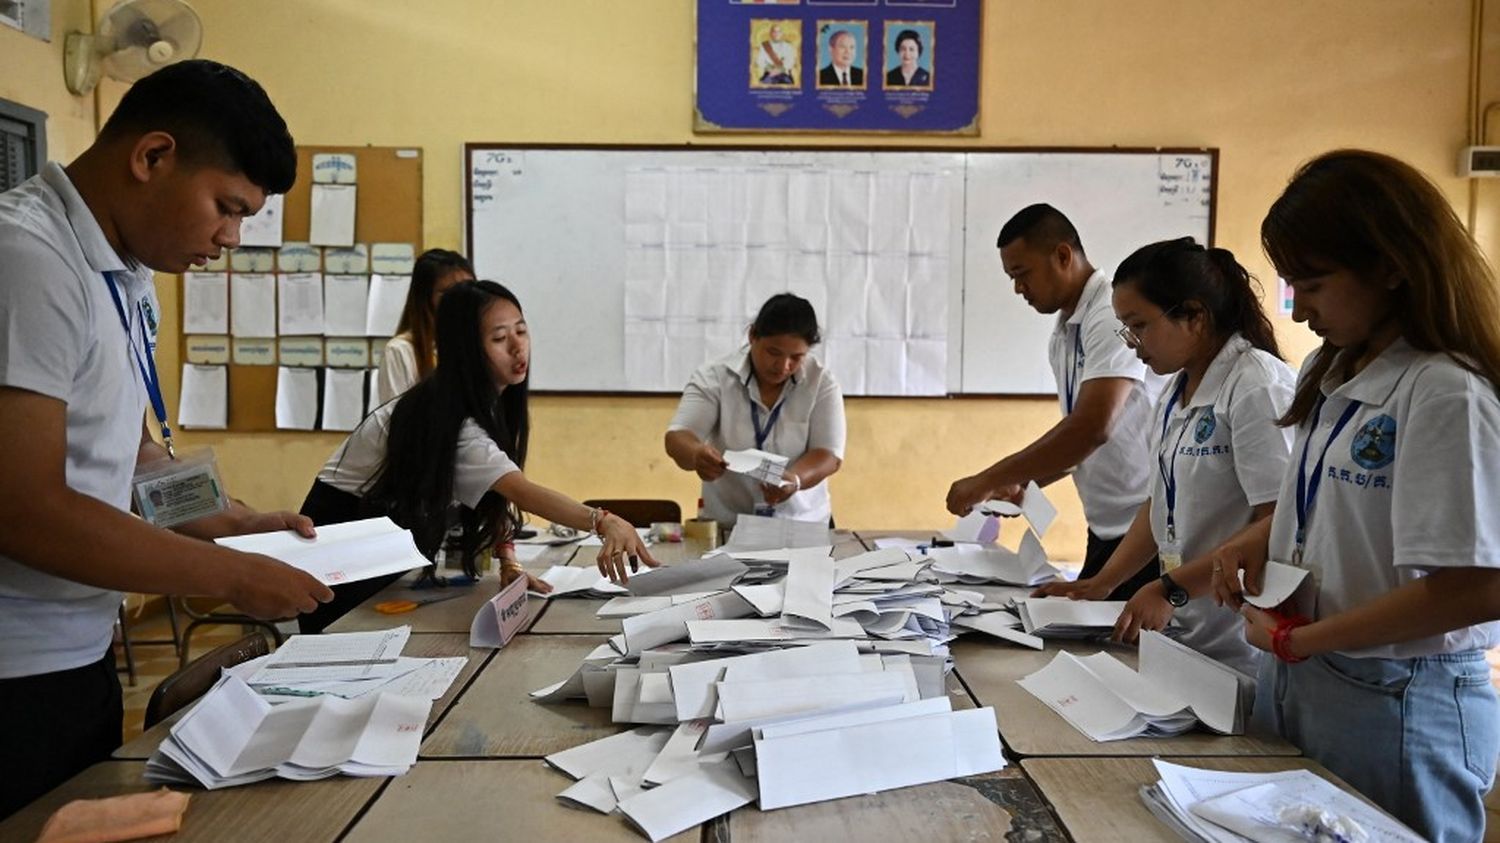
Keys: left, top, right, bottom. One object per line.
{"left": 177, "top": 145, "right": 423, "bottom": 432}
{"left": 464, "top": 144, "right": 1215, "bottom": 396}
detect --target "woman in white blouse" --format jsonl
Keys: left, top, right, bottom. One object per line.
{"left": 375, "top": 249, "right": 474, "bottom": 403}
{"left": 665, "top": 294, "right": 847, "bottom": 529}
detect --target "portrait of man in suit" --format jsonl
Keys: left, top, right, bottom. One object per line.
{"left": 884, "top": 24, "right": 933, "bottom": 89}
{"left": 817, "top": 25, "right": 866, "bottom": 89}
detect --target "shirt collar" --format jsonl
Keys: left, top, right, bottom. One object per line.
{"left": 41, "top": 162, "right": 134, "bottom": 276}
{"left": 1062, "top": 270, "right": 1110, "bottom": 328}
{"left": 1183, "top": 333, "right": 1253, "bottom": 408}
{"left": 1320, "top": 336, "right": 1422, "bottom": 407}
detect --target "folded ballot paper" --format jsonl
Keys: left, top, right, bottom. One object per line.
{"left": 1142, "top": 759, "right": 1424, "bottom": 843}
{"left": 945, "top": 480, "right": 1059, "bottom": 544}
{"left": 230, "top": 627, "right": 466, "bottom": 702}
{"left": 537, "top": 642, "right": 1004, "bottom": 842}
{"left": 145, "top": 674, "right": 430, "bottom": 789}
{"left": 1015, "top": 595, "right": 1127, "bottom": 638}
{"left": 927, "top": 531, "right": 1060, "bottom": 587}
{"left": 722, "top": 448, "right": 790, "bottom": 485}
{"left": 535, "top": 565, "right": 629, "bottom": 598}
{"left": 214, "top": 516, "right": 427, "bottom": 586}
{"left": 1018, "top": 631, "right": 1255, "bottom": 741}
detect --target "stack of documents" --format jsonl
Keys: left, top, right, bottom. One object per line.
{"left": 722, "top": 448, "right": 790, "bottom": 485}
{"left": 927, "top": 532, "right": 1060, "bottom": 586}
{"left": 228, "top": 626, "right": 466, "bottom": 702}
{"left": 1015, "top": 596, "right": 1128, "bottom": 638}
{"left": 1142, "top": 759, "right": 1423, "bottom": 843}
{"left": 536, "top": 641, "right": 1004, "bottom": 841}
{"left": 214, "top": 516, "right": 428, "bottom": 586}
{"left": 145, "top": 675, "right": 430, "bottom": 789}
{"left": 1018, "top": 631, "right": 1254, "bottom": 741}
{"left": 720, "top": 514, "right": 832, "bottom": 554}
{"left": 535, "top": 566, "right": 630, "bottom": 598}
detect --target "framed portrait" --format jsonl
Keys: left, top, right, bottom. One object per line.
{"left": 882, "top": 21, "right": 934, "bottom": 91}
{"left": 749, "top": 19, "right": 802, "bottom": 89}
{"left": 814, "top": 20, "right": 868, "bottom": 90}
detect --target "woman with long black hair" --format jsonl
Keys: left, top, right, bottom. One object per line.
{"left": 300, "top": 280, "right": 656, "bottom": 632}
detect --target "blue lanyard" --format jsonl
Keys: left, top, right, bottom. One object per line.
{"left": 103, "top": 271, "right": 175, "bottom": 458}
{"left": 750, "top": 398, "right": 784, "bottom": 451}
{"left": 1156, "top": 376, "right": 1192, "bottom": 542}
{"left": 1063, "top": 325, "right": 1083, "bottom": 413}
{"left": 1293, "top": 395, "right": 1361, "bottom": 562}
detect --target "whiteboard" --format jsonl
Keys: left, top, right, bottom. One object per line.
{"left": 466, "top": 146, "right": 1214, "bottom": 395}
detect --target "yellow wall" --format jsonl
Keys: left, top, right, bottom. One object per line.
{"left": 0, "top": 0, "right": 96, "bottom": 162}
{"left": 6, "top": 1, "right": 1498, "bottom": 562}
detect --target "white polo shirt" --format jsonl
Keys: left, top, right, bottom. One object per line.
{"left": 0, "top": 163, "right": 160, "bottom": 678}
{"left": 1149, "top": 335, "right": 1295, "bottom": 674}
{"left": 668, "top": 348, "right": 846, "bottom": 528}
{"left": 1047, "top": 270, "right": 1160, "bottom": 539}
{"left": 318, "top": 399, "right": 521, "bottom": 509}
{"left": 1267, "top": 339, "right": 1500, "bottom": 659}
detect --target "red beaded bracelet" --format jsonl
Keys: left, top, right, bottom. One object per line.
{"left": 1270, "top": 615, "right": 1311, "bottom": 663}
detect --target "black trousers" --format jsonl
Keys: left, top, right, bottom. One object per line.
{"left": 296, "top": 480, "right": 406, "bottom": 634}
{"left": 0, "top": 648, "right": 122, "bottom": 820}
{"left": 1080, "top": 528, "right": 1160, "bottom": 601}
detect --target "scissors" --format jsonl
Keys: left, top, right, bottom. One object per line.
{"left": 373, "top": 591, "right": 467, "bottom": 614}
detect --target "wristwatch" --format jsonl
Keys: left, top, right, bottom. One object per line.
{"left": 1159, "top": 572, "right": 1189, "bottom": 607}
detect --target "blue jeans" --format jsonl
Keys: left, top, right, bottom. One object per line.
{"left": 1255, "top": 650, "right": 1498, "bottom": 843}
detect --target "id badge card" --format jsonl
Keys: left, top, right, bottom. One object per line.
{"left": 132, "top": 449, "right": 231, "bottom": 528}
{"left": 1159, "top": 537, "right": 1184, "bottom": 573}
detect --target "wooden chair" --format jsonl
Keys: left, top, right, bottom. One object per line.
{"left": 175, "top": 596, "right": 285, "bottom": 668}
{"left": 581, "top": 499, "right": 682, "bottom": 528}
{"left": 144, "top": 632, "right": 271, "bottom": 729}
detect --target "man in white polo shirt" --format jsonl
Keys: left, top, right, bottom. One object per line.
{"left": 946, "top": 204, "right": 1161, "bottom": 600}
{"left": 0, "top": 61, "right": 333, "bottom": 817}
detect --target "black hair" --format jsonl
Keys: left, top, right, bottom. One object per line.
{"left": 363, "top": 280, "right": 530, "bottom": 577}
{"left": 996, "top": 203, "right": 1085, "bottom": 256}
{"left": 1113, "top": 237, "right": 1282, "bottom": 359}
{"left": 98, "top": 59, "right": 296, "bottom": 194}
{"left": 750, "top": 293, "right": 821, "bottom": 345}
{"left": 394, "top": 248, "right": 475, "bottom": 379}
{"left": 895, "top": 29, "right": 923, "bottom": 55}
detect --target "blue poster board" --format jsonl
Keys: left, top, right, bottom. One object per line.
{"left": 695, "top": 0, "right": 982, "bottom": 134}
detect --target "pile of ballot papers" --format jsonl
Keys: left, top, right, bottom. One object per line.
{"left": 225, "top": 626, "right": 466, "bottom": 702}
{"left": 1142, "top": 759, "right": 1423, "bottom": 842}
{"left": 520, "top": 501, "right": 1088, "bottom": 841}
{"left": 144, "top": 626, "right": 464, "bottom": 789}
{"left": 146, "top": 675, "right": 430, "bottom": 789}
{"left": 536, "top": 642, "right": 1004, "bottom": 841}
{"left": 214, "top": 516, "right": 429, "bottom": 587}
{"left": 1018, "top": 631, "right": 1255, "bottom": 741}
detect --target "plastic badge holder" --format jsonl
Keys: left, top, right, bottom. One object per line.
{"left": 131, "top": 449, "right": 231, "bottom": 529}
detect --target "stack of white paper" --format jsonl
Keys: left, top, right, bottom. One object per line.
{"left": 535, "top": 565, "right": 630, "bottom": 598}
{"left": 927, "top": 531, "right": 1060, "bottom": 586}
{"left": 721, "top": 514, "right": 831, "bottom": 554}
{"left": 214, "top": 516, "right": 429, "bottom": 586}
{"left": 1142, "top": 759, "right": 1423, "bottom": 843}
{"left": 1017, "top": 631, "right": 1255, "bottom": 741}
{"left": 145, "top": 674, "right": 430, "bottom": 789}
{"left": 722, "top": 448, "right": 789, "bottom": 485}
{"left": 1016, "top": 596, "right": 1127, "bottom": 638}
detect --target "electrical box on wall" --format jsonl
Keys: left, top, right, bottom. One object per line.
{"left": 1459, "top": 146, "right": 1500, "bottom": 178}
{"left": 0, "top": 0, "right": 51, "bottom": 41}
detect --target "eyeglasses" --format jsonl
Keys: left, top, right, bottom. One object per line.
{"left": 1115, "top": 305, "right": 1180, "bottom": 348}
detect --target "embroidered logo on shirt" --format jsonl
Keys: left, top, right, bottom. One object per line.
{"left": 1193, "top": 408, "right": 1217, "bottom": 443}
{"left": 1350, "top": 415, "right": 1397, "bottom": 470}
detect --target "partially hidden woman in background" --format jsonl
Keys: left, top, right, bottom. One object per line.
{"left": 375, "top": 248, "right": 474, "bottom": 403}
{"left": 300, "top": 280, "right": 657, "bottom": 632}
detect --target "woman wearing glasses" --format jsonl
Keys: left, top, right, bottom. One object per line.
{"left": 1034, "top": 237, "right": 1293, "bottom": 673}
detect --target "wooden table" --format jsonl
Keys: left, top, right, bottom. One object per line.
{"left": 421, "top": 634, "right": 620, "bottom": 758}
{"left": 0, "top": 761, "right": 382, "bottom": 843}
{"left": 952, "top": 638, "right": 1298, "bottom": 757}
{"left": 114, "top": 633, "right": 492, "bottom": 760}
{"left": 714, "top": 768, "right": 1064, "bottom": 842}
{"left": 1022, "top": 757, "right": 1393, "bottom": 842}
{"left": 341, "top": 759, "right": 698, "bottom": 842}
